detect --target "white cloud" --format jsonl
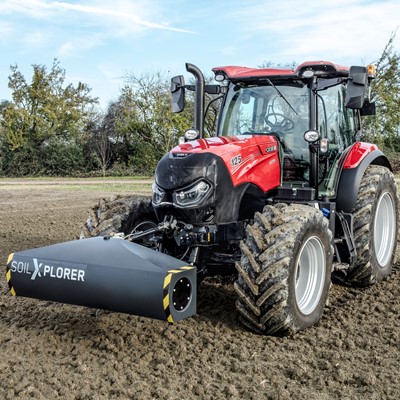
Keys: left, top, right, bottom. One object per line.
{"left": 0, "top": 0, "right": 54, "bottom": 18}
{"left": 57, "top": 34, "right": 105, "bottom": 57}
{"left": 97, "top": 63, "right": 122, "bottom": 80}
{"left": 0, "top": 22, "right": 13, "bottom": 39}
{"left": 0, "top": 0, "right": 197, "bottom": 61}
{"left": 23, "top": 31, "right": 47, "bottom": 47}
{"left": 222, "top": 46, "right": 237, "bottom": 57}
{"left": 231, "top": 0, "right": 400, "bottom": 65}
{"left": 0, "top": 0, "right": 196, "bottom": 34}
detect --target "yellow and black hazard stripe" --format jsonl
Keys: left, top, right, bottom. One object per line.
{"left": 163, "top": 265, "right": 194, "bottom": 323}
{"left": 6, "top": 253, "right": 16, "bottom": 296}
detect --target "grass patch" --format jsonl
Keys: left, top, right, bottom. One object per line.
{"left": 0, "top": 177, "right": 153, "bottom": 194}
{"left": 0, "top": 176, "right": 152, "bottom": 182}
{"left": 1, "top": 175, "right": 399, "bottom": 195}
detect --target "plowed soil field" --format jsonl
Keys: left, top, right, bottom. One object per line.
{"left": 0, "top": 180, "right": 399, "bottom": 400}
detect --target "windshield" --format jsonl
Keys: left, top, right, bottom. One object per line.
{"left": 218, "top": 82, "right": 309, "bottom": 137}
{"left": 218, "top": 82, "right": 311, "bottom": 184}
{"left": 216, "top": 80, "right": 356, "bottom": 196}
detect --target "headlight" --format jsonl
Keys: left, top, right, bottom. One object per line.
{"left": 152, "top": 182, "right": 165, "bottom": 205}
{"left": 173, "top": 180, "right": 211, "bottom": 207}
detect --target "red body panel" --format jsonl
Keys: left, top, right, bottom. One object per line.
{"left": 212, "top": 65, "right": 295, "bottom": 79}
{"left": 171, "top": 136, "right": 281, "bottom": 193}
{"left": 343, "top": 142, "right": 378, "bottom": 169}
{"left": 212, "top": 61, "right": 349, "bottom": 80}
{"left": 296, "top": 61, "right": 349, "bottom": 75}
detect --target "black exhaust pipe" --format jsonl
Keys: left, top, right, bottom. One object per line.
{"left": 6, "top": 237, "right": 196, "bottom": 322}
{"left": 186, "top": 63, "right": 205, "bottom": 138}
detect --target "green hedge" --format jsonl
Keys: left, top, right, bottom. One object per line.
{"left": 0, "top": 140, "right": 98, "bottom": 177}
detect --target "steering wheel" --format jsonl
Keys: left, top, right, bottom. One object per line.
{"left": 265, "top": 113, "right": 295, "bottom": 132}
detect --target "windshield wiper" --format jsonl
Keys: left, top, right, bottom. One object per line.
{"left": 266, "top": 78, "right": 298, "bottom": 116}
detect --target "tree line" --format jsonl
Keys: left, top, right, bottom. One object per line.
{"left": 0, "top": 60, "right": 197, "bottom": 177}
{"left": 0, "top": 36, "right": 399, "bottom": 177}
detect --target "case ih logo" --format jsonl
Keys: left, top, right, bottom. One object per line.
{"left": 10, "top": 258, "right": 85, "bottom": 282}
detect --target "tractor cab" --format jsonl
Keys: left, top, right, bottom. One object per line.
{"left": 172, "top": 61, "right": 376, "bottom": 200}
{"left": 216, "top": 80, "right": 311, "bottom": 183}
{"left": 214, "top": 62, "right": 376, "bottom": 199}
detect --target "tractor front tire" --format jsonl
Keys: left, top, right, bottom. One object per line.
{"left": 235, "top": 203, "right": 333, "bottom": 336}
{"left": 80, "top": 195, "right": 157, "bottom": 239}
{"left": 347, "top": 165, "right": 399, "bottom": 286}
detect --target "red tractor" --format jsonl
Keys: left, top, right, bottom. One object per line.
{"left": 7, "top": 61, "right": 399, "bottom": 336}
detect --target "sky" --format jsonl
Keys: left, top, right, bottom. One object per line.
{"left": 0, "top": 0, "right": 399, "bottom": 109}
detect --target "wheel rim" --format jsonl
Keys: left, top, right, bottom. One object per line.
{"left": 374, "top": 192, "right": 396, "bottom": 267}
{"left": 295, "top": 236, "right": 326, "bottom": 315}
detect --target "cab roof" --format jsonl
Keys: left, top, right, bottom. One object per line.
{"left": 212, "top": 61, "right": 350, "bottom": 81}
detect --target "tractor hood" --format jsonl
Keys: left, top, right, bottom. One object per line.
{"left": 153, "top": 135, "right": 281, "bottom": 224}
{"left": 155, "top": 135, "right": 281, "bottom": 192}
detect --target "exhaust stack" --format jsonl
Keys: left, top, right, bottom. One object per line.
{"left": 6, "top": 237, "right": 196, "bottom": 322}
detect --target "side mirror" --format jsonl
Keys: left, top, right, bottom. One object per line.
{"left": 171, "top": 75, "right": 185, "bottom": 113}
{"left": 345, "top": 66, "right": 368, "bottom": 109}
{"left": 360, "top": 100, "right": 376, "bottom": 116}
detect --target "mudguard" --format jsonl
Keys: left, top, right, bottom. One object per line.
{"left": 336, "top": 143, "right": 391, "bottom": 213}
{"left": 6, "top": 237, "right": 197, "bottom": 322}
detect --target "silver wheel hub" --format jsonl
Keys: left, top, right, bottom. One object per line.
{"left": 295, "top": 236, "right": 326, "bottom": 315}
{"left": 374, "top": 192, "right": 396, "bottom": 267}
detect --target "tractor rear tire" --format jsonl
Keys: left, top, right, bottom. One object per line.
{"left": 347, "top": 165, "right": 399, "bottom": 286}
{"left": 80, "top": 195, "right": 157, "bottom": 239}
{"left": 235, "top": 203, "right": 333, "bottom": 336}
